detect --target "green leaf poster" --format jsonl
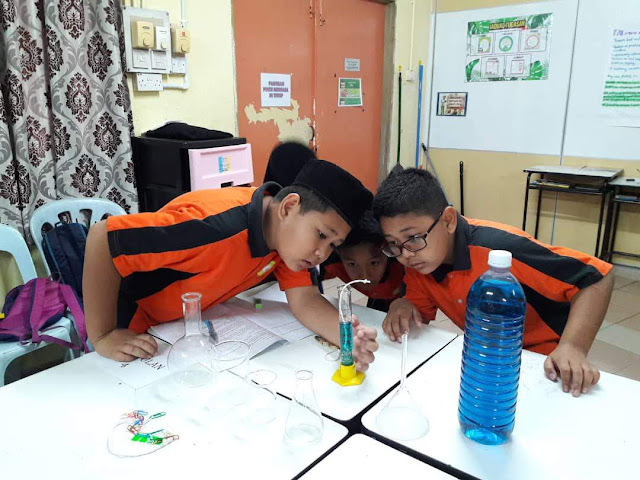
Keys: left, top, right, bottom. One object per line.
{"left": 338, "top": 78, "right": 363, "bottom": 107}
{"left": 465, "top": 13, "right": 553, "bottom": 82}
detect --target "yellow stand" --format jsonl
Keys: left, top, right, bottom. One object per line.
{"left": 332, "top": 363, "right": 365, "bottom": 386}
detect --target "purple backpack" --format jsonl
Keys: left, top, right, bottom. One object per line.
{"left": 0, "top": 278, "right": 89, "bottom": 353}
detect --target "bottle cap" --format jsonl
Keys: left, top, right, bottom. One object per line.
{"left": 488, "top": 250, "right": 512, "bottom": 269}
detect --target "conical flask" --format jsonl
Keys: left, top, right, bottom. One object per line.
{"left": 167, "top": 292, "right": 212, "bottom": 387}
{"left": 284, "top": 369, "right": 323, "bottom": 444}
{"left": 376, "top": 332, "right": 429, "bottom": 440}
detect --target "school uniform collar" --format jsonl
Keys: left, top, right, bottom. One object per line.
{"left": 431, "top": 213, "right": 472, "bottom": 283}
{"left": 248, "top": 181, "right": 282, "bottom": 258}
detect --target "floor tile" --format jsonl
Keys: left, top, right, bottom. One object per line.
{"left": 613, "top": 265, "right": 640, "bottom": 283}
{"left": 608, "top": 290, "right": 640, "bottom": 316}
{"left": 587, "top": 339, "right": 640, "bottom": 374}
{"left": 616, "top": 359, "right": 640, "bottom": 382}
{"left": 613, "top": 273, "right": 636, "bottom": 290}
{"left": 603, "top": 302, "right": 639, "bottom": 325}
{"left": 618, "top": 281, "right": 640, "bottom": 296}
{"left": 596, "top": 324, "right": 640, "bottom": 356}
{"left": 617, "top": 313, "right": 640, "bottom": 332}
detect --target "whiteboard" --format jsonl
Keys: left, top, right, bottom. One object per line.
{"left": 425, "top": 0, "right": 579, "bottom": 155}
{"left": 563, "top": 0, "right": 640, "bottom": 160}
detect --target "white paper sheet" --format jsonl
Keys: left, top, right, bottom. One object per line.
{"left": 240, "top": 304, "right": 314, "bottom": 343}
{"left": 86, "top": 339, "right": 172, "bottom": 389}
{"left": 246, "top": 283, "right": 288, "bottom": 303}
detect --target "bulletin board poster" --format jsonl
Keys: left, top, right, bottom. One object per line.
{"left": 338, "top": 78, "right": 363, "bottom": 107}
{"left": 600, "top": 27, "right": 640, "bottom": 127}
{"left": 465, "top": 13, "right": 553, "bottom": 82}
{"left": 261, "top": 73, "right": 291, "bottom": 107}
{"left": 436, "top": 92, "right": 468, "bottom": 116}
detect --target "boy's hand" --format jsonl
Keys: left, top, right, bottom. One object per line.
{"left": 382, "top": 298, "right": 424, "bottom": 342}
{"left": 94, "top": 329, "right": 158, "bottom": 362}
{"left": 544, "top": 342, "right": 600, "bottom": 397}
{"left": 353, "top": 316, "right": 378, "bottom": 372}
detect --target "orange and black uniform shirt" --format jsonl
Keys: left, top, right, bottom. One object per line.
{"left": 106, "top": 182, "right": 312, "bottom": 333}
{"left": 320, "top": 254, "right": 405, "bottom": 312}
{"left": 404, "top": 214, "right": 612, "bottom": 355}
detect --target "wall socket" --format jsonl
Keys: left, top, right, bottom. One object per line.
{"left": 136, "top": 72, "right": 163, "bottom": 91}
{"left": 171, "top": 56, "right": 187, "bottom": 74}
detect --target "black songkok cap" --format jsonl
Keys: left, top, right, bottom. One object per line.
{"left": 263, "top": 141, "right": 316, "bottom": 187}
{"left": 292, "top": 159, "right": 373, "bottom": 228}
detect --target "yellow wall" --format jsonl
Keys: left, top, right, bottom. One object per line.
{"left": 429, "top": 149, "right": 558, "bottom": 244}
{"left": 422, "top": 0, "right": 640, "bottom": 267}
{"left": 387, "top": 0, "right": 434, "bottom": 173}
{"left": 437, "top": 0, "right": 546, "bottom": 13}
{"left": 126, "top": 0, "right": 238, "bottom": 136}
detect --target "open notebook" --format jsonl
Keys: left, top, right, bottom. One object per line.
{"left": 88, "top": 299, "right": 313, "bottom": 389}
{"left": 148, "top": 301, "right": 313, "bottom": 357}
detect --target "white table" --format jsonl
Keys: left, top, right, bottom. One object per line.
{"left": 299, "top": 434, "right": 455, "bottom": 479}
{"left": 0, "top": 353, "right": 348, "bottom": 479}
{"left": 248, "top": 302, "right": 458, "bottom": 422}
{"left": 362, "top": 336, "right": 640, "bottom": 480}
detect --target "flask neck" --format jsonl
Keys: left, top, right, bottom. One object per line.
{"left": 182, "top": 292, "right": 202, "bottom": 336}
{"left": 294, "top": 369, "right": 314, "bottom": 393}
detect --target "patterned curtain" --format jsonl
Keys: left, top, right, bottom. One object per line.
{"left": 0, "top": 0, "right": 137, "bottom": 243}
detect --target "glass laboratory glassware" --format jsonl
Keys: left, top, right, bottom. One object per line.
{"left": 167, "top": 292, "right": 212, "bottom": 388}
{"left": 332, "top": 280, "right": 369, "bottom": 386}
{"left": 284, "top": 369, "right": 324, "bottom": 444}
{"left": 375, "top": 332, "right": 429, "bottom": 441}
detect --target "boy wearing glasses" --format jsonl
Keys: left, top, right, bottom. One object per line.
{"left": 374, "top": 168, "right": 613, "bottom": 397}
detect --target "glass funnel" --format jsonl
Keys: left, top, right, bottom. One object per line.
{"left": 375, "top": 332, "right": 429, "bottom": 441}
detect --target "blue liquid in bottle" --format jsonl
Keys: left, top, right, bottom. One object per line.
{"left": 458, "top": 250, "right": 526, "bottom": 445}
{"left": 339, "top": 321, "right": 354, "bottom": 366}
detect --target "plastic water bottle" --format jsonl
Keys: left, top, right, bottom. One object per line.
{"left": 458, "top": 250, "right": 526, "bottom": 445}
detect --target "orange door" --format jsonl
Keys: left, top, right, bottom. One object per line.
{"left": 234, "top": 0, "right": 385, "bottom": 192}
{"left": 314, "top": 0, "right": 385, "bottom": 192}
{"left": 233, "top": 0, "right": 315, "bottom": 184}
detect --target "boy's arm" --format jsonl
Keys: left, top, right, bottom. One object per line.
{"left": 83, "top": 220, "right": 157, "bottom": 361}
{"left": 544, "top": 271, "right": 614, "bottom": 396}
{"left": 285, "top": 285, "right": 378, "bottom": 371}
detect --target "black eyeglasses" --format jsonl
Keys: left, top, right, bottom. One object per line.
{"left": 382, "top": 210, "right": 444, "bottom": 258}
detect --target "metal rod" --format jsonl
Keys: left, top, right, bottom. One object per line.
{"left": 523, "top": 172, "right": 532, "bottom": 231}
{"left": 459, "top": 161, "right": 464, "bottom": 216}
{"left": 415, "top": 63, "right": 424, "bottom": 169}
{"left": 397, "top": 69, "right": 402, "bottom": 164}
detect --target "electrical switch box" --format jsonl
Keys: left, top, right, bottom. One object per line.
{"left": 131, "top": 20, "right": 154, "bottom": 49}
{"left": 155, "top": 26, "right": 170, "bottom": 50}
{"left": 171, "top": 26, "right": 191, "bottom": 54}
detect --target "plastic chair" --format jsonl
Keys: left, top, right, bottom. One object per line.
{"left": 30, "top": 198, "right": 126, "bottom": 276}
{"left": 0, "top": 224, "right": 76, "bottom": 386}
